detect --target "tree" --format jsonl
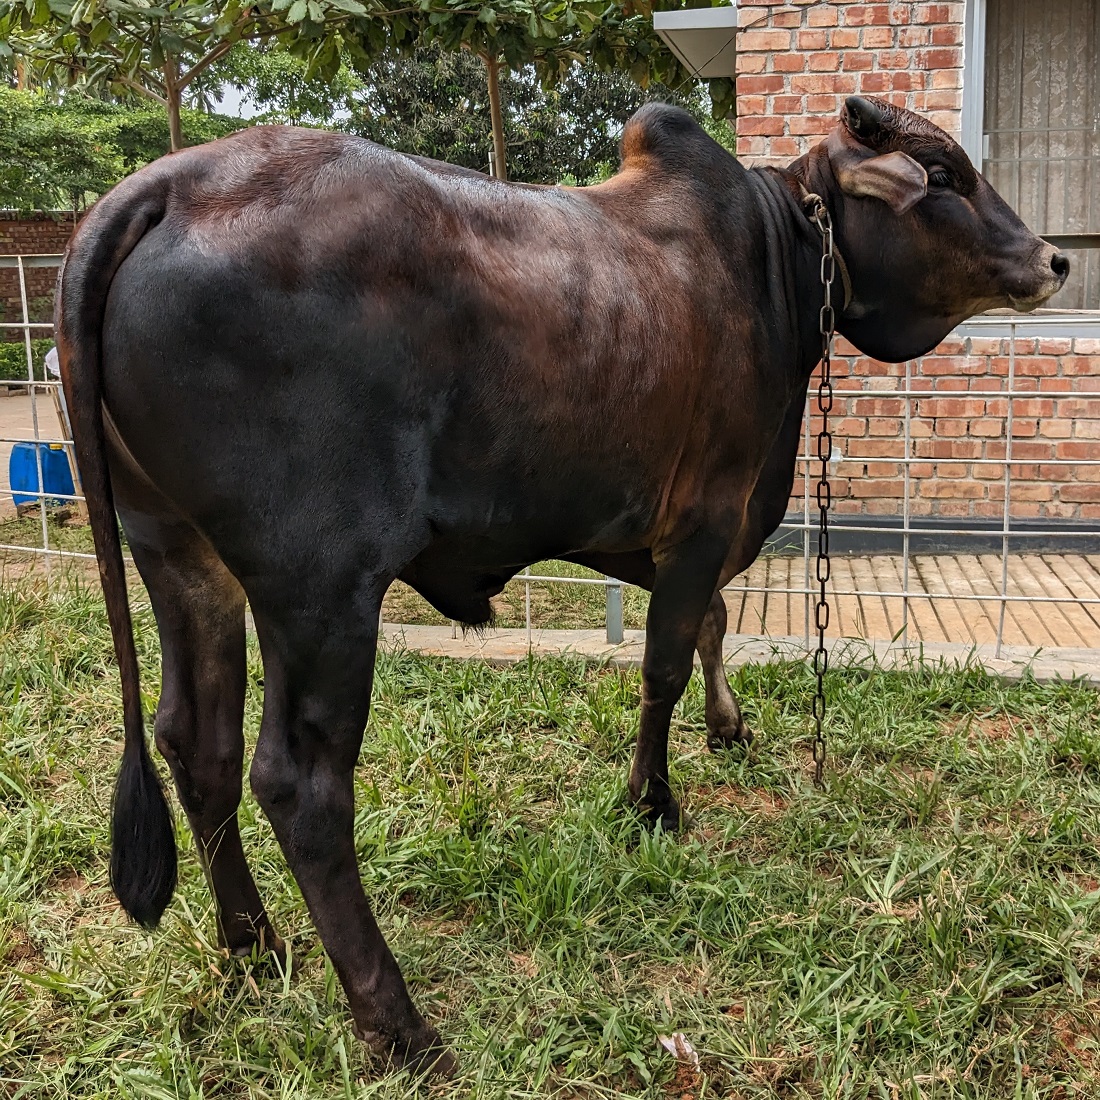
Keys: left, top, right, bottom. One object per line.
{"left": 345, "top": 45, "right": 720, "bottom": 183}
{"left": 1, "top": 0, "right": 729, "bottom": 165}
{"left": 0, "top": 86, "right": 243, "bottom": 209}
{"left": 0, "top": 0, "right": 374, "bottom": 152}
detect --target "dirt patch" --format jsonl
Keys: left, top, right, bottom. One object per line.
{"left": 696, "top": 786, "right": 789, "bottom": 818}
{"left": 2, "top": 926, "right": 41, "bottom": 969}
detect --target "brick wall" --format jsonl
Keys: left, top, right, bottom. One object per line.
{"left": 736, "top": 0, "right": 1100, "bottom": 527}
{"left": 794, "top": 336, "right": 1100, "bottom": 524}
{"left": 736, "top": 0, "right": 965, "bottom": 166}
{"left": 0, "top": 212, "right": 75, "bottom": 341}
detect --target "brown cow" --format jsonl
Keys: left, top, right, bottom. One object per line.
{"left": 57, "top": 96, "right": 1066, "bottom": 1073}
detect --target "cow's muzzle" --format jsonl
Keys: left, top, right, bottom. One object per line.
{"left": 1008, "top": 243, "right": 1070, "bottom": 312}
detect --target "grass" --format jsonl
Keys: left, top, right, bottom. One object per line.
{"left": 4, "top": 577, "right": 1100, "bottom": 1098}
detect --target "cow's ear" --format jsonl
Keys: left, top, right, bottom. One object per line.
{"left": 835, "top": 150, "right": 928, "bottom": 215}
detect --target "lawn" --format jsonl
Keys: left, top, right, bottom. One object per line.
{"left": 3, "top": 577, "right": 1100, "bottom": 1098}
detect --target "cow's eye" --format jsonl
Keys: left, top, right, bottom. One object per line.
{"left": 928, "top": 168, "right": 953, "bottom": 189}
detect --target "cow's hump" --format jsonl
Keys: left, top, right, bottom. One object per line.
{"left": 619, "top": 103, "right": 714, "bottom": 175}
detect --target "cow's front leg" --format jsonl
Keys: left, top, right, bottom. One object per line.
{"left": 696, "top": 591, "right": 753, "bottom": 752}
{"left": 630, "top": 532, "right": 727, "bottom": 830}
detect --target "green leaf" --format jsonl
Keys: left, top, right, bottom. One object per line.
{"left": 88, "top": 17, "right": 111, "bottom": 44}
{"left": 326, "top": 0, "right": 366, "bottom": 12}
{"left": 477, "top": 5, "right": 495, "bottom": 24}
{"left": 287, "top": 0, "right": 306, "bottom": 20}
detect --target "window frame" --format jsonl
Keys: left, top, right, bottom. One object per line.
{"left": 961, "top": 0, "right": 1100, "bottom": 327}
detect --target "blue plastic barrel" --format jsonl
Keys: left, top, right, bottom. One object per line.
{"left": 9, "top": 442, "right": 76, "bottom": 507}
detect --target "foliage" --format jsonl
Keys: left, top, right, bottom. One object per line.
{"left": 0, "top": 0, "right": 377, "bottom": 148}
{"left": 0, "top": 0, "right": 735, "bottom": 156}
{"left": 0, "top": 87, "right": 244, "bottom": 210}
{"left": 218, "top": 42, "right": 733, "bottom": 185}
{"left": 0, "top": 337, "right": 53, "bottom": 382}
{"left": 348, "top": 47, "right": 711, "bottom": 183}
{"left": 3, "top": 575, "right": 1100, "bottom": 1095}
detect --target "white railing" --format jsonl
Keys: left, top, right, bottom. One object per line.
{"left": 3, "top": 253, "right": 1099, "bottom": 657}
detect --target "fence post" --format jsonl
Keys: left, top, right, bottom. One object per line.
{"left": 605, "top": 576, "right": 623, "bottom": 644}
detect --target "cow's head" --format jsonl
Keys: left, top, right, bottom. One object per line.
{"left": 795, "top": 96, "right": 1069, "bottom": 362}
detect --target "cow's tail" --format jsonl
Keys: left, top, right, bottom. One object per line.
{"left": 56, "top": 176, "right": 176, "bottom": 929}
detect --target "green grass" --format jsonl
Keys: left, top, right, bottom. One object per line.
{"left": 4, "top": 578, "right": 1100, "bottom": 1098}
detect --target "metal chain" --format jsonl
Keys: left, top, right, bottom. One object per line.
{"left": 805, "top": 194, "right": 836, "bottom": 788}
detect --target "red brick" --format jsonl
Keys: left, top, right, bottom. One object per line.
{"left": 921, "top": 481, "right": 984, "bottom": 499}
{"left": 861, "top": 26, "right": 895, "bottom": 47}
{"left": 806, "top": 93, "right": 839, "bottom": 112}
{"left": 831, "top": 28, "right": 861, "bottom": 47}
{"left": 808, "top": 5, "right": 839, "bottom": 26}
{"left": 738, "top": 95, "right": 768, "bottom": 116}
{"left": 740, "top": 29, "right": 794, "bottom": 51}
{"left": 1074, "top": 339, "right": 1100, "bottom": 355}
{"left": 797, "top": 30, "right": 829, "bottom": 49}
{"left": 1062, "top": 356, "right": 1099, "bottom": 376}
{"left": 809, "top": 51, "right": 843, "bottom": 71}
{"left": 900, "top": 26, "right": 931, "bottom": 47}
{"left": 930, "top": 69, "right": 960, "bottom": 88}
{"left": 851, "top": 479, "right": 905, "bottom": 498}
{"left": 791, "top": 73, "right": 858, "bottom": 94}
{"left": 918, "top": 44, "right": 963, "bottom": 67}
{"left": 868, "top": 417, "right": 902, "bottom": 435}
{"left": 935, "top": 418, "right": 968, "bottom": 437}
{"left": 931, "top": 24, "right": 963, "bottom": 45}
{"left": 970, "top": 418, "right": 1005, "bottom": 437}
{"left": 1060, "top": 485, "right": 1100, "bottom": 503}
{"left": 773, "top": 53, "right": 807, "bottom": 72}
{"left": 789, "top": 115, "right": 837, "bottom": 135}
{"left": 842, "top": 51, "right": 875, "bottom": 70}
{"left": 772, "top": 11, "right": 804, "bottom": 28}
{"left": 737, "top": 74, "right": 786, "bottom": 95}
{"left": 738, "top": 116, "right": 786, "bottom": 136}
{"left": 770, "top": 137, "right": 803, "bottom": 157}
{"left": 1058, "top": 398, "right": 1100, "bottom": 418}
{"left": 878, "top": 50, "right": 912, "bottom": 69}
{"left": 860, "top": 72, "right": 891, "bottom": 93}
{"left": 914, "top": 3, "right": 964, "bottom": 24}
{"left": 773, "top": 95, "right": 804, "bottom": 114}
{"left": 845, "top": 5, "right": 892, "bottom": 26}
{"left": 736, "top": 53, "right": 767, "bottom": 74}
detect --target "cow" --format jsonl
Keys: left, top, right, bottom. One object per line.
{"left": 57, "top": 95, "right": 1067, "bottom": 1074}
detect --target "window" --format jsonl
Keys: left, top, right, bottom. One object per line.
{"left": 982, "top": 0, "right": 1100, "bottom": 311}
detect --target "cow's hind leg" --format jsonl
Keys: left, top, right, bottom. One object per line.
{"left": 566, "top": 551, "right": 751, "bottom": 754}
{"left": 696, "top": 592, "right": 753, "bottom": 751}
{"left": 123, "top": 511, "right": 281, "bottom": 958}
{"left": 248, "top": 580, "right": 452, "bottom": 1074}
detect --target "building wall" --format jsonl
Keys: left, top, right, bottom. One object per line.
{"left": 735, "top": 0, "right": 1100, "bottom": 528}
{"left": 0, "top": 212, "right": 74, "bottom": 341}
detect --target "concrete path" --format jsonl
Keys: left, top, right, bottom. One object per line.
{"left": 381, "top": 624, "right": 1100, "bottom": 687}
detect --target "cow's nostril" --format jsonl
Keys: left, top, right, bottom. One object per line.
{"left": 1051, "top": 252, "right": 1070, "bottom": 280}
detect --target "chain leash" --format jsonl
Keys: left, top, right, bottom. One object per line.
{"left": 804, "top": 194, "right": 836, "bottom": 789}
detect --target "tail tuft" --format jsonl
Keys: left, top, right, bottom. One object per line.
{"left": 110, "top": 739, "right": 177, "bottom": 929}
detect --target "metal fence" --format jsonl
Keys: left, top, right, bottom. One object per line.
{"left": 4, "top": 252, "right": 1100, "bottom": 658}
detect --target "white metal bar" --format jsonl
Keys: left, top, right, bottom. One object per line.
{"left": 996, "top": 329, "right": 1017, "bottom": 657}
{"left": 902, "top": 357, "right": 912, "bottom": 646}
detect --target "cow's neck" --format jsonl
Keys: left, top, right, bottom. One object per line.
{"left": 744, "top": 166, "right": 837, "bottom": 388}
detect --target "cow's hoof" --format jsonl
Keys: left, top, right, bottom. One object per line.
{"left": 357, "top": 1022, "right": 457, "bottom": 1079}
{"left": 706, "top": 718, "right": 754, "bottom": 754}
{"left": 227, "top": 927, "right": 288, "bottom": 972}
{"left": 637, "top": 796, "right": 684, "bottom": 833}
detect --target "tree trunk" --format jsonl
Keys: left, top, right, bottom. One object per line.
{"left": 483, "top": 55, "right": 507, "bottom": 181}
{"left": 164, "top": 60, "right": 183, "bottom": 152}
